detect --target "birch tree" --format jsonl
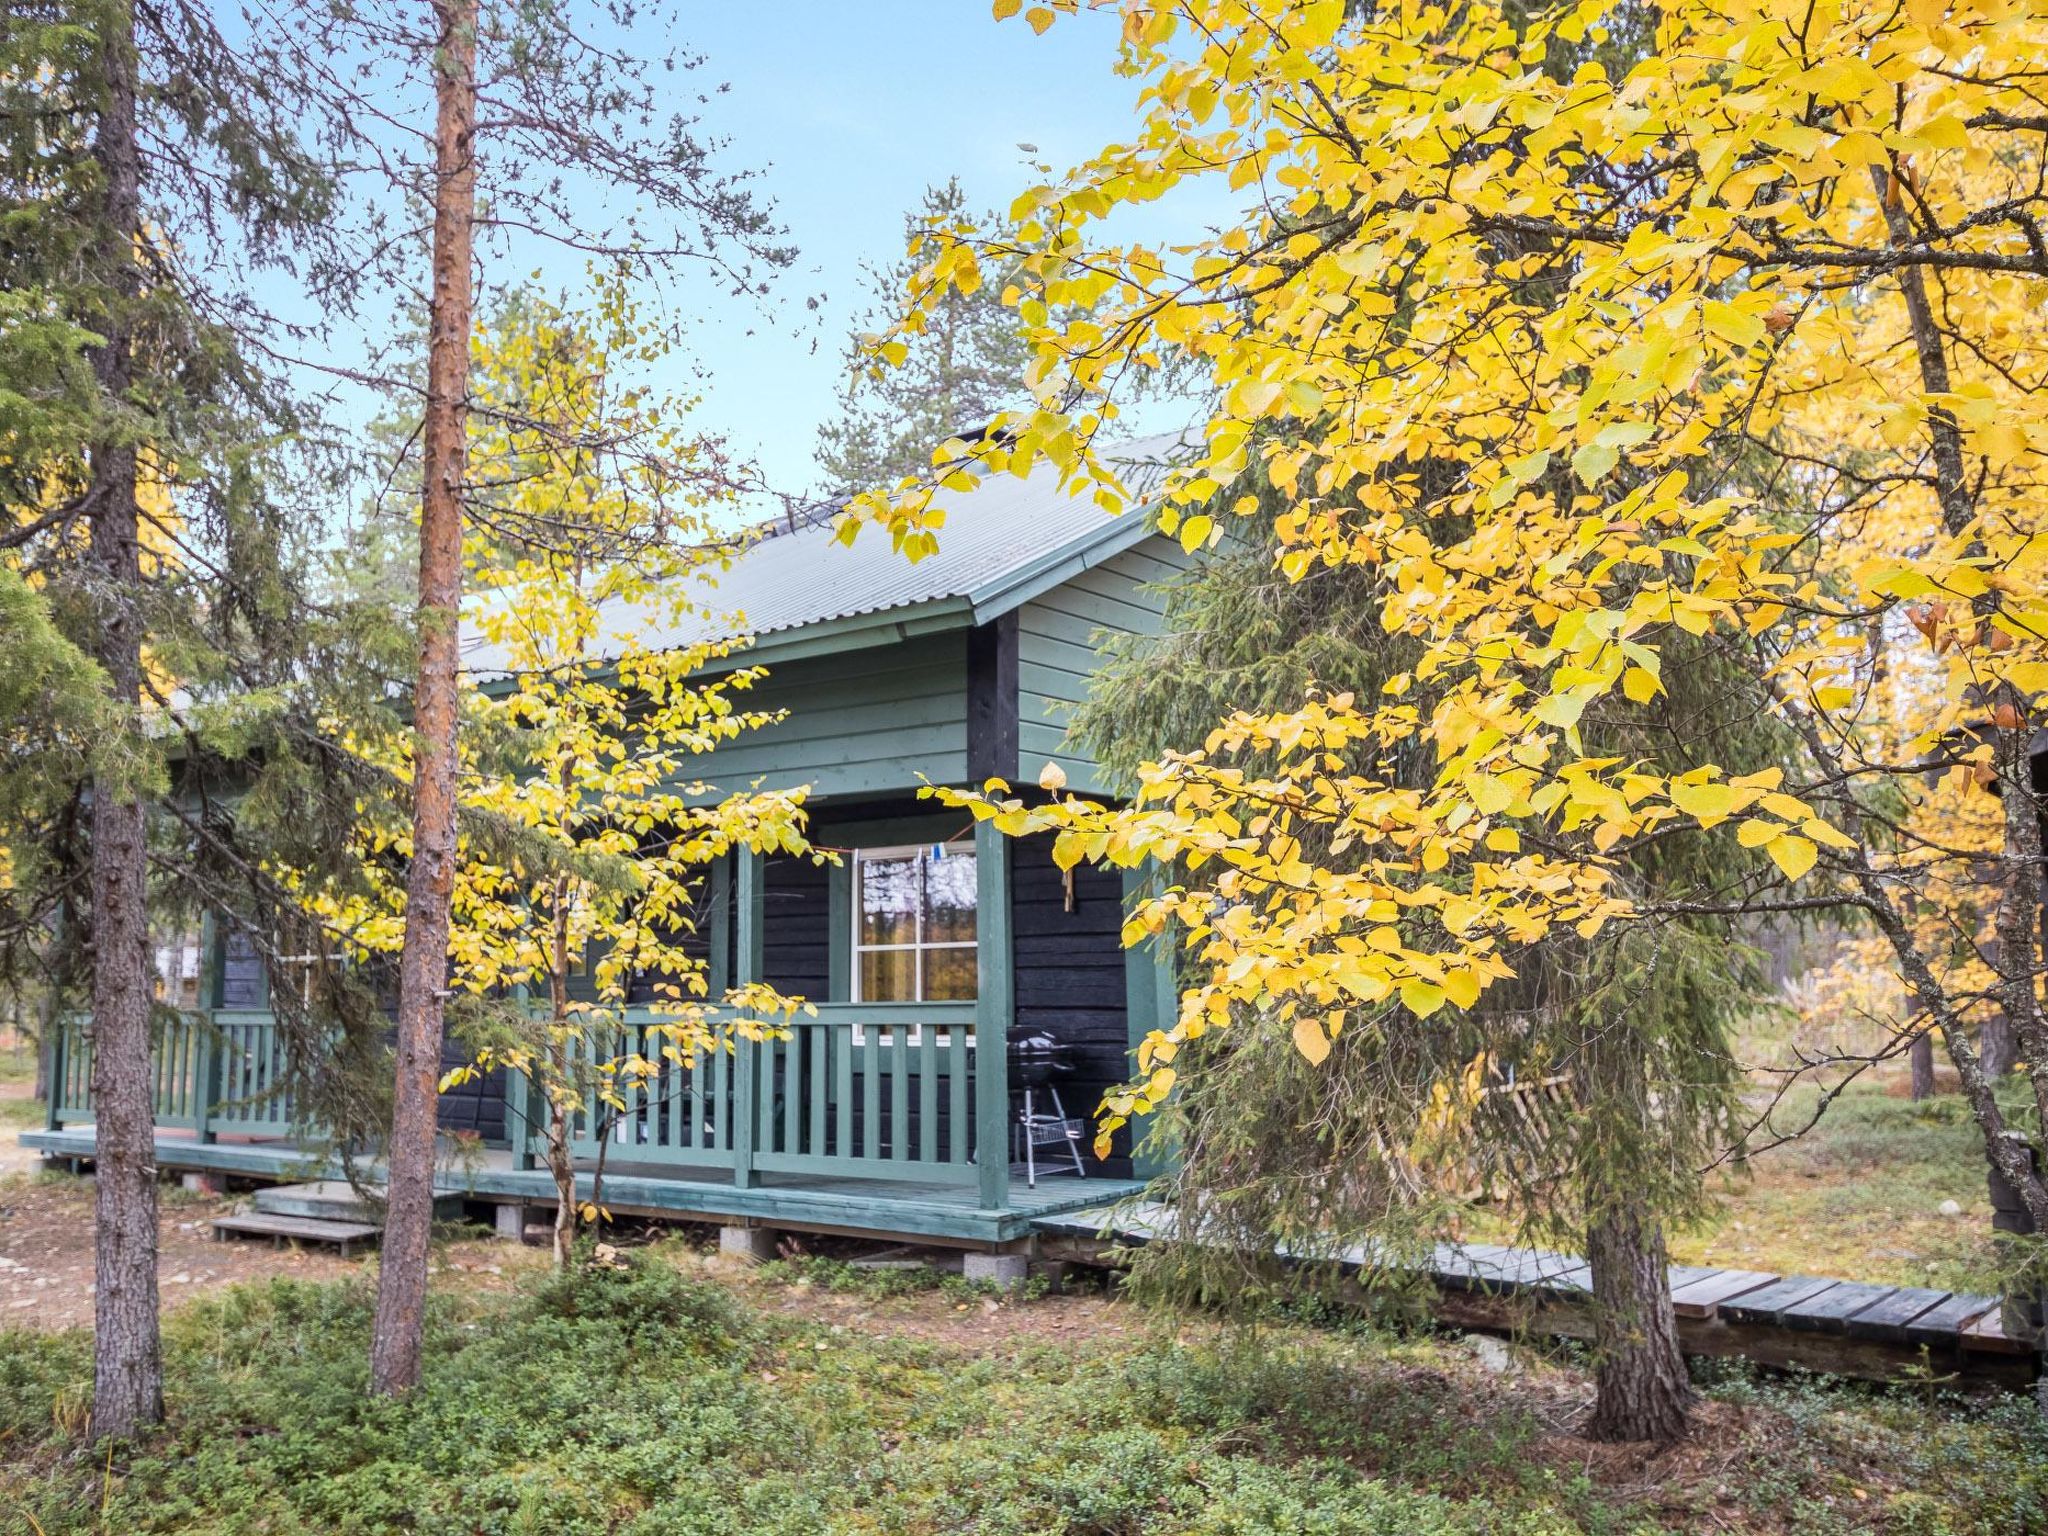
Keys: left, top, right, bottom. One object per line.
{"left": 859, "top": 0, "right": 2048, "bottom": 1439}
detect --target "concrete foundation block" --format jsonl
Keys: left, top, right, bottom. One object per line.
{"left": 492, "top": 1203, "right": 526, "bottom": 1242}
{"left": 963, "top": 1252, "right": 1030, "bottom": 1289}
{"left": 180, "top": 1171, "right": 226, "bottom": 1196}
{"left": 718, "top": 1225, "right": 778, "bottom": 1264}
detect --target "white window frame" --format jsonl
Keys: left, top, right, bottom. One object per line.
{"left": 850, "top": 843, "right": 978, "bottom": 1044}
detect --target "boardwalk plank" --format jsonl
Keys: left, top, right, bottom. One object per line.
{"left": 1780, "top": 1280, "right": 1899, "bottom": 1333}
{"left": 1846, "top": 1287, "right": 1952, "bottom": 1342}
{"left": 1960, "top": 1307, "right": 2035, "bottom": 1357}
{"left": 1722, "top": 1275, "right": 1841, "bottom": 1324}
{"left": 1668, "top": 1269, "right": 1778, "bottom": 1318}
{"left": 1902, "top": 1292, "right": 2000, "bottom": 1348}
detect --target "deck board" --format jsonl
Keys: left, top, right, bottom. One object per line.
{"left": 22, "top": 1128, "right": 1138, "bottom": 1244}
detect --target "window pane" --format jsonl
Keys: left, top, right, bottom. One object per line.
{"left": 922, "top": 946, "right": 977, "bottom": 1001}
{"left": 859, "top": 946, "right": 917, "bottom": 1003}
{"left": 858, "top": 855, "right": 919, "bottom": 946}
{"left": 924, "top": 849, "right": 977, "bottom": 943}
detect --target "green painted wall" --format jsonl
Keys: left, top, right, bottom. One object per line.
{"left": 1015, "top": 536, "right": 1188, "bottom": 797}
{"left": 696, "top": 632, "right": 971, "bottom": 799}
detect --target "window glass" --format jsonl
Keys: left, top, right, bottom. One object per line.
{"left": 859, "top": 947, "right": 918, "bottom": 1004}
{"left": 921, "top": 945, "right": 977, "bottom": 1001}
{"left": 924, "top": 852, "right": 977, "bottom": 943}
{"left": 853, "top": 845, "right": 978, "bottom": 1003}
{"left": 857, "top": 855, "right": 920, "bottom": 947}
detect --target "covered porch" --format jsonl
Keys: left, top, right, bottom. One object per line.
{"left": 37, "top": 808, "right": 1165, "bottom": 1238}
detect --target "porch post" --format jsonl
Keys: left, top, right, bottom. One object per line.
{"left": 974, "top": 819, "right": 1013, "bottom": 1210}
{"left": 1121, "top": 869, "right": 1177, "bottom": 1180}
{"left": 43, "top": 1013, "right": 64, "bottom": 1133}
{"left": 733, "top": 848, "right": 764, "bottom": 1189}
{"left": 194, "top": 909, "right": 219, "bottom": 1143}
{"left": 506, "top": 984, "right": 534, "bottom": 1171}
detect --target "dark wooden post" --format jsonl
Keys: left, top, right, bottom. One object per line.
{"left": 1988, "top": 1130, "right": 2045, "bottom": 1344}
{"left": 733, "top": 849, "right": 764, "bottom": 1190}
{"left": 974, "top": 819, "right": 1013, "bottom": 1211}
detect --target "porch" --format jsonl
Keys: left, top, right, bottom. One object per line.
{"left": 38, "top": 811, "right": 1163, "bottom": 1242}
{"left": 20, "top": 1126, "right": 1135, "bottom": 1244}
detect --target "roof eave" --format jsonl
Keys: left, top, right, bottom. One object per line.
{"left": 964, "top": 503, "right": 1162, "bottom": 625}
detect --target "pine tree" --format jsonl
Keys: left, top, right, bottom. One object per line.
{"left": 815, "top": 179, "right": 1035, "bottom": 495}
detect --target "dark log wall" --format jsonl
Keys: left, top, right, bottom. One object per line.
{"left": 762, "top": 855, "right": 831, "bottom": 998}
{"left": 1011, "top": 832, "right": 1134, "bottom": 1176}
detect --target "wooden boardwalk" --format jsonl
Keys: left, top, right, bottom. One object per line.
{"left": 1033, "top": 1204, "right": 2039, "bottom": 1391}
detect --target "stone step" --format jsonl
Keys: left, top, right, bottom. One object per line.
{"left": 252, "top": 1180, "right": 459, "bottom": 1222}
{"left": 212, "top": 1211, "right": 382, "bottom": 1256}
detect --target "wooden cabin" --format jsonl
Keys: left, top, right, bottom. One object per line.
{"left": 32, "top": 442, "right": 1190, "bottom": 1245}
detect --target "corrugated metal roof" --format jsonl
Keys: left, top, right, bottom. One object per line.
{"left": 462, "top": 433, "right": 1182, "bottom": 674}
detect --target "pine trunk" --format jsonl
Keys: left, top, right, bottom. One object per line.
{"left": 369, "top": 0, "right": 477, "bottom": 1397}
{"left": 1909, "top": 1033, "right": 1937, "bottom": 1100}
{"left": 1584, "top": 1202, "right": 1692, "bottom": 1443}
{"left": 84, "top": 0, "right": 164, "bottom": 1444}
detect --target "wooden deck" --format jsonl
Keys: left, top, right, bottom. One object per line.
{"left": 1033, "top": 1203, "right": 2041, "bottom": 1391}
{"left": 22, "top": 1127, "right": 1141, "bottom": 1245}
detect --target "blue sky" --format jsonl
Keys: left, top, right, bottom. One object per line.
{"left": 623, "top": 3, "right": 1197, "bottom": 502}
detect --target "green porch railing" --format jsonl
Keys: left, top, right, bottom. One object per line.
{"left": 47, "top": 1007, "right": 298, "bottom": 1142}
{"left": 50, "top": 999, "right": 996, "bottom": 1194}
{"left": 543, "top": 1002, "right": 982, "bottom": 1187}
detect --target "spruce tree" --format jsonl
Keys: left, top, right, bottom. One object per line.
{"left": 1074, "top": 500, "right": 1788, "bottom": 1441}
{"left": 0, "top": 0, "right": 344, "bottom": 1440}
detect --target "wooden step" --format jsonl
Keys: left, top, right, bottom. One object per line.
{"left": 211, "top": 1211, "right": 382, "bottom": 1256}
{"left": 252, "top": 1180, "right": 459, "bottom": 1223}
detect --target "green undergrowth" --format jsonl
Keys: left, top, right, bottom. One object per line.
{"left": 0, "top": 1248, "right": 2041, "bottom": 1535}
{"left": 759, "top": 1252, "right": 1055, "bottom": 1302}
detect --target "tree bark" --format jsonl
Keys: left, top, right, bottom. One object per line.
{"left": 368, "top": 0, "right": 478, "bottom": 1397}
{"left": 83, "top": 0, "right": 164, "bottom": 1445}
{"left": 1584, "top": 1201, "right": 1692, "bottom": 1443}
{"left": 1980, "top": 1014, "right": 2017, "bottom": 1077}
{"left": 1909, "top": 1032, "right": 1937, "bottom": 1100}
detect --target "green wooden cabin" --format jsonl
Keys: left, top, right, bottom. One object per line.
{"left": 35, "top": 442, "right": 1190, "bottom": 1243}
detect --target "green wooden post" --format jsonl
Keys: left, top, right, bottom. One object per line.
{"left": 43, "top": 1015, "right": 63, "bottom": 1132}
{"left": 733, "top": 848, "right": 764, "bottom": 1189}
{"left": 193, "top": 911, "right": 219, "bottom": 1142}
{"left": 1121, "top": 869, "right": 1179, "bottom": 1179}
{"left": 974, "top": 818, "right": 1013, "bottom": 1210}
{"left": 506, "top": 984, "right": 535, "bottom": 1170}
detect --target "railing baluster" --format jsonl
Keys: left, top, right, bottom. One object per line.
{"left": 833, "top": 1022, "right": 852, "bottom": 1159}
{"left": 808, "top": 1027, "right": 827, "bottom": 1157}
{"left": 889, "top": 1024, "right": 909, "bottom": 1163}
{"left": 862, "top": 1027, "right": 879, "bottom": 1161}
{"left": 949, "top": 1026, "right": 969, "bottom": 1166}
{"left": 918, "top": 1025, "right": 938, "bottom": 1164}
{"left": 784, "top": 1025, "right": 802, "bottom": 1156}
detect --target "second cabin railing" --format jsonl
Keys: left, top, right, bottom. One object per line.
{"left": 537, "top": 1002, "right": 981, "bottom": 1186}
{"left": 48, "top": 1008, "right": 300, "bottom": 1142}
